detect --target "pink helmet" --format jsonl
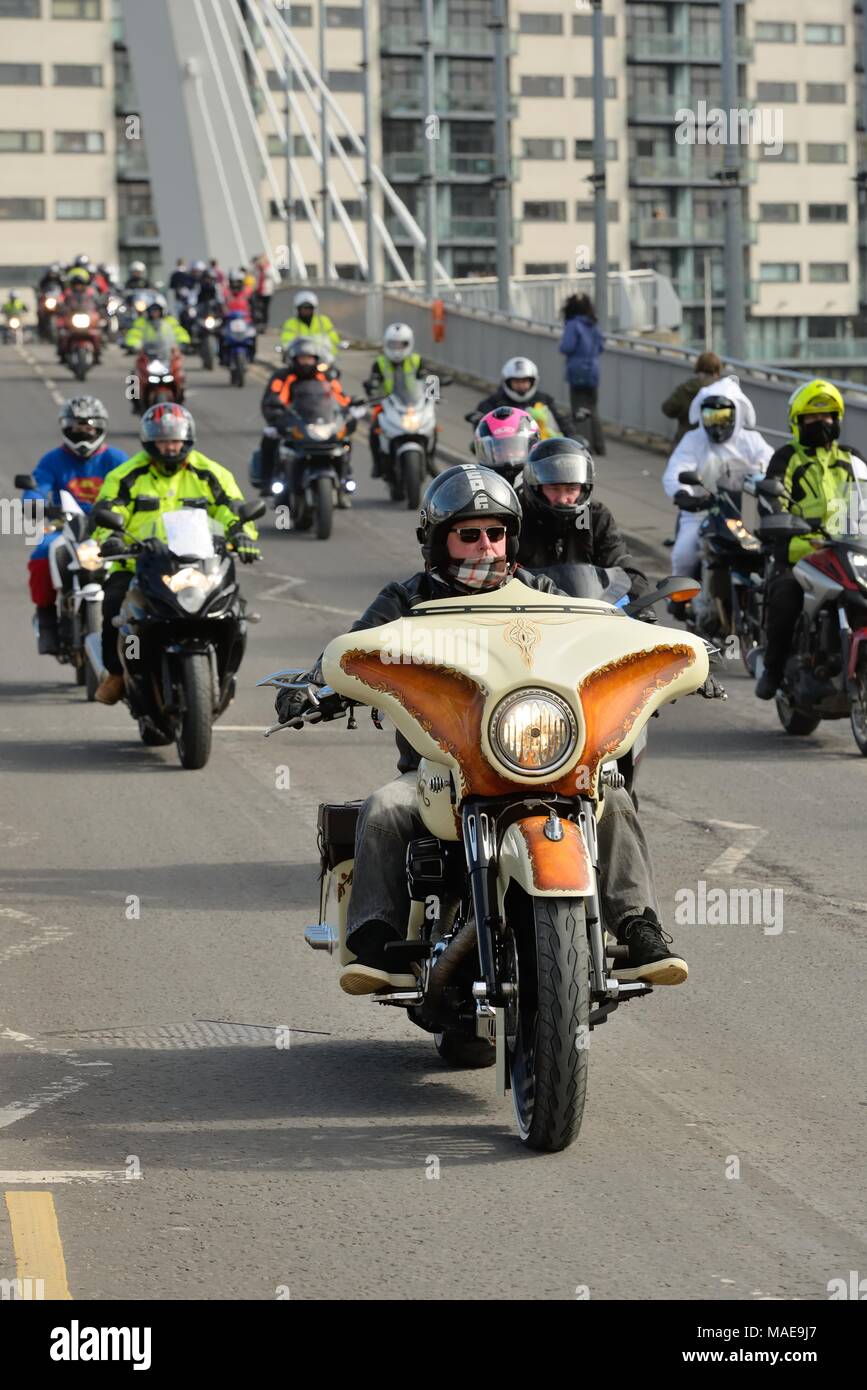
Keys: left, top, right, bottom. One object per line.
{"left": 473, "top": 406, "right": 540, "bottom": 483}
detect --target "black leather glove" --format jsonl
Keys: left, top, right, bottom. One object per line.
{"left": 697, "top": 674, "right": 727, "bottom": 700}
{"left": 230, "top": 529, "right": 261, "bottom": 564}
{"left": 674, "top": 489, "right": 711, "bottom": 513}
{"left": 98, "top": 535, "right": 125, "bottom": 558}
{"left": 275, "top": 682, "right": 318, "bottom": 724}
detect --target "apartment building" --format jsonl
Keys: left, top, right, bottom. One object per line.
{"left": 0, "top": 0, "right": 118, "bottom": 289}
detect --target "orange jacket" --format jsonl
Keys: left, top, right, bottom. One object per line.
{"left": 268, "top": 369, "right": 351, "bottom": 410}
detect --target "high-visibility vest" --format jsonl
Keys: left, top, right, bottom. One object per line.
{"left": 374, "top": 353, "right": 421, "bottom": 395}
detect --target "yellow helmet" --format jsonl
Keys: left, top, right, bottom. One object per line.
{"left": 787, "top": 379, "right": 844, "bottom": 444}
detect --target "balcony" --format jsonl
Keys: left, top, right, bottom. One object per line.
{"left": 114, "top": 79, "right": 139, "bottom": 115}
{"left": 116, "top": 146, "right": 150, "bottom": 180}
{"left": 381, "top": 87, "right": 516, "bottom": 118}
{"left": 630, "top": 154, "right": 757, "bottom": 185}
{"left": 627, "top": 34, "right": 754, "bottom": 64}
{"left": 118, "top": 214, "right": 160, "bottom": 246}
{"left": 382, "top": 150, "right": 519, "bottom": 180}
{"left": 676, "top": 278, "right": 758, "bottom": 304}
{"left": 630, "top": 216, "right": 756, "bottom": 245}
{"left": 381, "top": 24, "right": 517, "bottom": 56}
{"left": 384, "top": 214, "right": 520, "bottom": 243}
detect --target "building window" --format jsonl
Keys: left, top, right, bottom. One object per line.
{"left": 572, "top": 14, "right": 615, "bottom": 36}
{"left": 520, "top": 75, "right": 564, "bottom": 98}
{"left": 575, "top": 200, "right": 619, "bottom": 222}
{"left": 0, "top": 63, "right": 41, "bottom": 84}
{"left": 0, "top": 0, "right": 40, "bottom": 14}
{"left": 449, "top": 59, "right": 493, "bottom": 106}
{"left": 808, "top": 203, "right": 848, "bottom": 223}
{"left": 524, "top": 262, "right": 569, "bottom": 274}
{"left": 754, "top": 22, "right": 795, "bottom": 42}
{"left": 326, "top": 5, "right": 361, "bottom": 25}
{"left": 758, "top": 203, "right": 799, "bottom": 223}
{"left": 522, "top": 200, "right": 567, "bottom": 221}
{"left": 268, "top": 199, "right": 310, "bottom": 220}
{"left": 326, "top": 70, "right": 363, "bottom": 92}
{"left": 52, "top": 0, "right": 101, "bottom": 16}
{"left": 55, "top": 130, "right": 105, "bottom": 153}
{"left": 755, "top": 82, "right": 798, "bottom": 102}
{"left": 807, "top": 144, "right": 847, "bottom": 163}
{"left": 521, "top": 137, "right": 565, "bottom": 160}
{"left": 804, "top": 24, "right": 844, "bottom": 44}
{"left": 0, "top": 197, "right": 45, "bottom": 218}
{"left": 759, "top": 263, "right": 800, "bottom": 283}
{"left": 289, "top": 4, "right": 312, "bottom": 23}
{"left": 806, "top": 83, "right": 846, "bottom": 103}
{"left": 336, "top": 198, "right": 363, "bottom": 219}
{"left": 759, "top": 143, "right": 798, "bottom": 162}
{"left": 574, "top": 139, "right": 618, "bottom": 160}
{"left": 573, "top": 77, "right": 617, "bottom": 99}
{"left": 518, "top": 12, "right": 563, "bottom": 34}
{"left": 0, "top": 130, "right": 43, "bottom": 152}
{"left": 56, "top": 197, "right": 106, "bottom": 219}
{"left": 53, "top": 64, "right": 102, "bottom": 85}
{"left": 809, "top": 263, "right": 848, "bottom": 282}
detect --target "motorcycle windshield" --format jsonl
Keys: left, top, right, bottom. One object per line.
{"left": 391, "top": 375, "right": 424, "bottom": 407}
{"left": 288, "top": 379, "right": 340, "bottom": 423}
{"left": 321, "top": 577, "right": 708, "bottom": 800}
{"left": 528, "top": 563, "right": 631, "bottom": 604}
{"left": 145, "top": 332, "right": 178, "bottom": 360}
{"left": 830, "top": 468, "right": 867, "bottom": 541}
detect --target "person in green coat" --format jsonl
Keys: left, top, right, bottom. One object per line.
{"left": 661, "top": 351, "right": 722, "bottom": 445}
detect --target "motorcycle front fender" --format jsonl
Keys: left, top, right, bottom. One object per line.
{"left": 497, "top": 815, "right": 595, "bottom": 899}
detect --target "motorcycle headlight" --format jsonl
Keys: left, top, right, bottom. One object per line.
{"left": 76, "top": 539, "right": 103, "bottom": 571}
{"left": 307, "top": 422, "right": 336, "bottom": 440}
{"left": 134, "top": 298, "right": 147, "bottom": 313}
{"left": 229, "top": 319, "right": 247, "bottom": 336}
{"left": 204, "top": 316, "right": 216, "bottom": 330}
{"left": 162, "top": 567, "right": 218, "bottom": 606}
{"left": 725, "top": 517, "right": 761, "bottom": 551}
{"left": 107, "top": 298, "right": 119, "bottom": 314}
{"left": 8, "top": 317, "right": 20, "bottom": 329}
{"left": 45, "top": 297, "right": 57, "bottom": 309}
{"left": 489, "top": 688, "right": 578, "bottom": 775}
{"left": 402, "top": 410, "right": 420, "bottom": 430}
{"left": 71, "top": 313, "right": 90, "bottom": 329}
{"left": 271, "top": 480, "right": 285, "bottom": 494}
{"left": 850, "top": 552, "right": 867, "bottom": 588}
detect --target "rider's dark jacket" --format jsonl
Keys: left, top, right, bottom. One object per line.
{"left": 515, "top": 494, "right": 649, "bottom": 599}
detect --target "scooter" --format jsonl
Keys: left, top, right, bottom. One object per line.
{"left": 15, "top": 477, "right": 106, "bottom": 700}
{"left": 89, "top": 502, "right": 264, "bottom": 769}
{"left": 258, "top": 572, "right": 720, "bottom": 1152}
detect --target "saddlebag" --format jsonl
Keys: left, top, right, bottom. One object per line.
{"left": 317, "top": 801, "right": 364, "bottom": 873}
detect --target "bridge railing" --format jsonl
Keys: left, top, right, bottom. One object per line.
{"left": 272, "top": 283, "right": 867, "bottom": 452}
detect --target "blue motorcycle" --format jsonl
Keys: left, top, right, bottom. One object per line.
{"left": 219, "top": 311, "right": 256, "bottom": 388}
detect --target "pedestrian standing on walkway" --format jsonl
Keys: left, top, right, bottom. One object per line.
{"left": 559, "top": 293, "right": 606, "bottom": 456}
{"left": 253, "top": 254, "right": 277, "bottom": 328}
{"left": 661, "top": 351, "right": 723, "bottom": 446}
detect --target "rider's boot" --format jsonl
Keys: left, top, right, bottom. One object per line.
{"left": 36, "top": 606, "right": 59, "bottom": 656}
{"left": 339, "top": 920, "right": 417, "bottom": 995}
{"left": 613, "top": 910, "right": 688, "bottom": 986}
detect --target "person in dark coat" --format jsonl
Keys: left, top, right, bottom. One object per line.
{"left": 559, "top": 293, "right": 606, "bottom": 455}
{"left": 661, "top": 351, "right": 723, "bottom": 445}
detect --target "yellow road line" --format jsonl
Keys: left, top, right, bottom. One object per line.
{"left": 5, "top": 1191, "right": 71, "bottom": 1300}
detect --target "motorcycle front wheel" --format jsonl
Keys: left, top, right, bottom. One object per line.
{"left": 84, "top": 603, "right": 102, "bottom": 702}
{"left": 72, "top": 346, "right": 89, "bottom": 381}
{"left": 505, "top": 890, "right": 590, "bottom": 1153}
{"left": 315, "top": 476, "right": 333, "bottom": 540}
{"left": 849, "top": 650, "right": 867, "bottom": 755}
{"left": 200, "top": 336, "right": 214, "bottom": 371}
{"left": 775, "top": 688, "right": 821, "bottom": 737}
{"left": 401, "top": 447, "right": 423, "bottom": 510}
{"left": 176, "top": 653, "right": 213, "bottom": 770}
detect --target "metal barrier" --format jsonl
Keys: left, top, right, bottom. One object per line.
{"left": 271, "top": 283, "right": 867, "bottom": 454}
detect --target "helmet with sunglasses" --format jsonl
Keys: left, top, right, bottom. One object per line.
{"left": 522, "top": 436, "right": 596, "bottom": 529}
{"left": 417, "top": 464, "right": 522, "bottom": 568}
{"left": 383, "top": 322, "right": 414, "bottom": 363}
{"left": 473, "top": 406, "right": 540, "bottom": 484}
{"left": 140, "top": 402, "right": 195, "bottom": 475}
{"left": 699, "top": 395, "right": 737, "bottom": 444}
{"left": 60, "top": 396, "right": 108, "bottom": 459}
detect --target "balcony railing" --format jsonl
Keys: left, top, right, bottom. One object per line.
{"left": 116, "top": 146, "right": 150, "bottom": 179}
{"left": 382, "top": 150, "right": 518, "bottom": 179}
{"left": 627, "top": 34, "right": 753, "bottom": 63}
{"left": 381, "top": 25, "right": 517, "bottom": 56}
{"left": 627, "top": 92, "right": 706, "bottom": 121}
{"left": 631, "top": 154, "right": 757, "bottom": 184}
{"left": 630, "top": 216, "right": 756, "bottom": 243}
{"left": 677, "top": 278, "right": 758, "bottom": 304}
{"left": 381, "top": 87, "right": 515, "bottom": 117}
{"left": 384, "top": 214, "right": 520, "bottom": 242}
{"left": 118, "top": 214, "right": 160, "bottom": 244}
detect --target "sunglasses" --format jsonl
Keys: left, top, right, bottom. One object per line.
{"left": 451, "top": 525, "right": 508, "bottom": 543}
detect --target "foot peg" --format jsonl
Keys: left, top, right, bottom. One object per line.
{"left": 303, "top": 923, "right": 338, "bottom": 953}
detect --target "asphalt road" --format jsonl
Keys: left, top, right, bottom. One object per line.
{"left": 0, "top": 329, "right": 865, "bottom": 1303}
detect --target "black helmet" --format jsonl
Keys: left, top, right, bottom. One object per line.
{"left": 700, "top": 395, "right": 736, "bottom": 444}
{"left": 60, "top": 395, "right": 108, "bottom": 459}
{"left": 523, "top": 436, "right": 596, "bottom": 528}
{"left": 141, "top": 402, "right": 195, "bottom": 475}
{"left": 417, "top": 464, "right": 522, "bottom": 568}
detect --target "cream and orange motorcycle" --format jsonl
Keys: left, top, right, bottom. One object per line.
{"left": 260, "top": 571, "right": 717, "bottom": 1152}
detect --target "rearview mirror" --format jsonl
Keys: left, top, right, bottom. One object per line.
{"left": 14, "top": 473, "right": 36, "bottom": 491}
{"left": 755, "top": 477, "right": 786, "bottom": 498}
{"left": 238, "top": 499, "right": 267, "bottom": 524}
{"left": 678, "top": 469, "right": 702, "bottom": 486}
{"left": 623, "top": 577, "right": 700, "bottom": 618}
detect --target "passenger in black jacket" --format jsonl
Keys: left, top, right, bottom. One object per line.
{"left": 276, "top": 464, "right": 686, "bottom": 996}
{"left": 517, "top": 437, "right": 649, "bottom": 599}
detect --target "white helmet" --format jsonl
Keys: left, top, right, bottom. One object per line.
{"left": 501, "top": 356, "right": 539, "bottom": 405}
{"left": 294, "top": 289, "right": 318, "bottom": 311}
{"left": 383, "top": 322, "right": 414, "bottom": 364}
{"left": 130, "top": 260, "right": 146, "bottom": 277}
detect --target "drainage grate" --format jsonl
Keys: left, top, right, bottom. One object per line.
{"left": 44, "top": 1021, "right": 295, "bottom": 1050}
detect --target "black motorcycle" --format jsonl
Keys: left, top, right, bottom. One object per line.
{"left": 674, "top": 469, "right": 765, "bottom": 648}
{"left": 263, "top": 378, "right": 362, "bottom": 541}
{"left": 180, "top": 297, "right": 221, "bottom": 371}
{"left": 91, "top": 501, "right": 264, "bottom": 769}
